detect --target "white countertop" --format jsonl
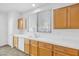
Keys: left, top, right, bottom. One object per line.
{"left": 14, "top": 34, "right": 79, "bottom": 50}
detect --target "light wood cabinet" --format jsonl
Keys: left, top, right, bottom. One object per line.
{"left": 54, "top": 3, "right": 79, "bottom": 29}
{"left": 24, "top": 39, "right": 30, "bottom": 54}
{"left": 54, "top": 50, "right": 68, "bottom": 56}
{"left": 54, "top": 45, "right": 79, "bottom": 56}
{"left": 13, "top": 36, "right": 18, "bottom": 48}
{"left": 17, "top": 17, "right": 25, "bottom": 30}
{"left": 38, "top": 42, "right": 53, "bottom": 56}
{"left": 39, "top": 42, "right": 53, "bottom": 50}
{"left": 13, "top": 37, "right": 79, "bottom": 56}
{"left": 30, "top": 40, "right": 38, "bottom": 56}
{"left": 30, "top": 45, "right": 38, "bottom": 56}
{"left": 31, "top": 40, "right": 38, "bottom": 46}
{"left": 68, "top": 4, "right": 79, "bottom": 28}
{"left": 38, "top": 48, "right": 52, "bottom": 56}
{"left": 54, "top": 7, "right": 68, "bottom": 29}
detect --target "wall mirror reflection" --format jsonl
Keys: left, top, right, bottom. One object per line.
{"left": 37, "top": 9, "right": 51, "bottom": 33}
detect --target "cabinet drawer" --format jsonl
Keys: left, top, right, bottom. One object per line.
{"left": 65, "top": 48, "right": 78, "bottom": 56}
{"left": 39, "top": 42, "right": 52, "bottom": 50}
{"left": 24, "top": 39, "right": 30, "bottom": 44}
{"left": 30, "top": 45, "right": 38, "bottom": 56}
{"left": 54, "top": 50, "right": 68, "bottom": 56}
{"left": 31, "top": 40, "right": 38, "bottom": 46}
{"left": 54, "top": 45, "right": 78, "bottom": 56}
{"left": 38, "top": 47, "right": 52, "bottom": 56}
{"left": 54, "top": 45, "right": 66, "bottom": 52}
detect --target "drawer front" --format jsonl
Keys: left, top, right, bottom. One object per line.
{"left": 24, "top": 39, "right": 30, "bottom": 44}
{"left": 65, "top": 48, "right": 78, "bottom": 56}
{"left": 30, "top": 45, "right": 38, "bottom": 56}
{"left": 39, "top": 42, "right": 52, "bottom": 50}
{"left": 31, "top": 40, "right": 38, "bottom": 46}
{"left": 54, "top": 45, "right": 78, "bottom": 56}
{"left": 38, "top": 48, "right": 52, "bottom": 56}
{"left": 54, "top": 45, "right": 66, "bottom": 52}
{"left": 54, "top": 50, "right": 68, "bottom": 56}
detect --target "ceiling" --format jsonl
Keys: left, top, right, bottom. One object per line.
{"left": 0, "top": 3, "right": 74, "bottom": 13}
{"left": 0, "top": 3, "right": 47, "bottom": 12}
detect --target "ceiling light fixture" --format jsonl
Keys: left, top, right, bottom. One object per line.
{"left": 33, "top": 9, "right": 41, "bottom": 13}
{"left": 32, "top": 4, "right": 35, "bottom": 7}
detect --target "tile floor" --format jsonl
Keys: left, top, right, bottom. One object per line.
{"left": 0, "top": 45, "right": 29, "bottom": 56}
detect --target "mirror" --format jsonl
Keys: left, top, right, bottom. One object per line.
{"left": 17, "top": 17, "right": 26, "bottom": 31}
{"left": 37, "top": 10, "right": 51, "bottom": 33}
{"left": 28, "top": 14, "right": 37, "bottom": 32}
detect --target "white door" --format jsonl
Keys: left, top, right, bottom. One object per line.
{"left": 18, "top": 37, "right": 24, "bottom": 51}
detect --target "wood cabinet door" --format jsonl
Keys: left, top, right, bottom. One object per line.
{"left": 38, "top": 48, "right": 52, "bottom": 56}
{"left": 30, "top": 40, "right": 38, "bottom": 56}
{"left": 24, "top": 39, "right": 30, "bottom": 54}
{"left": 30, "top": 45, "right": 38, "bottom": 56}
{"left": 54, "top": 7, "right": 67, "bottom": 29}
{"left": 13, "top": 36, "right": 18, "bottom": 48}
{"left": 68, "top": 4, "right": 79, "bottom": 28}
